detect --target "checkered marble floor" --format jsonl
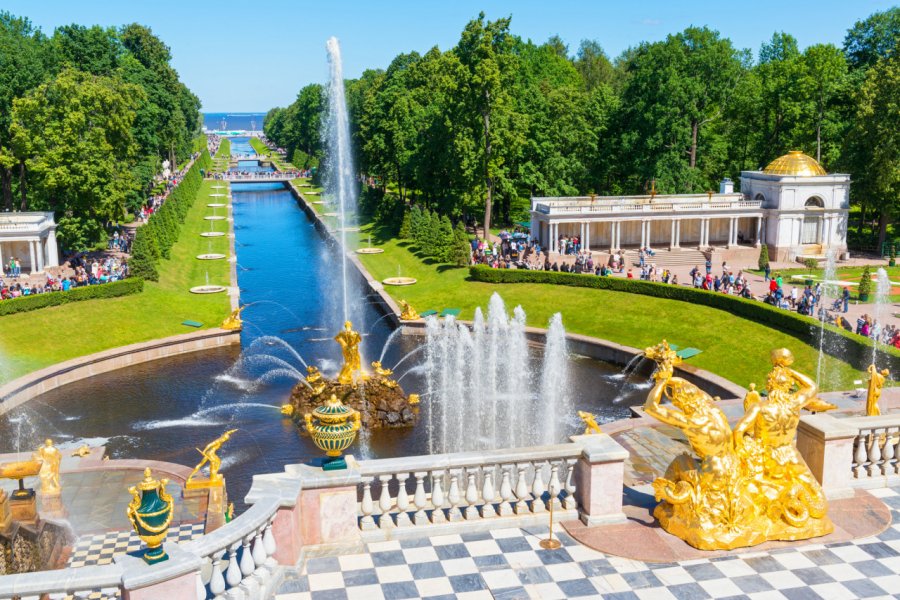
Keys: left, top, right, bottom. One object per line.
{"left": 275, "top": 487, "right": 900, "bottom": 600}
{"left": 67, "top": 521, "right": 206, "bottom": 567}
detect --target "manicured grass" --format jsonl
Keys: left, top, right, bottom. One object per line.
{"left": 249, "top": 138, "right": 294, "bottom": 171}
{"left": 348, "top": 220, "right": 865, "bottom": 391}
{"left": 209, "top": 139, "right": 231, "bottom": 174}
{"left": 0, "top": 181, "right": 232, "bottom": 383}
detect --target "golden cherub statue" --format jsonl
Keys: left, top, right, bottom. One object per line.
{"left": 399, "top": 300, "right": 419, "bottom": 321}
{"left": 408, "top": 394, "right": 420, "bottom": 405}
{"left": 34, "top": 439, "right": 61, "bottom": 496}
{"left": 334, "top": 321, "right": 363, "bottom": 385}
{"left": 281, "top": 404, "right": 295, "bottom": 416}
{"left": 866, "top": 364, "right": 889, "bottom": 416}
{"left": 642, "top": 342, "right": 832, "bottom": 550}
{"left": 577, "top": 411, "right": 602, "bottom": 435}
{"left": 305, "top": 365, "right": 322, "bottom": 384}
{"left": 312, "top": 381, "right": 327, "bottom": 396}
{"left": 186, "top": 429, "right": 237, "bottom": 489}
{"left": 221, "top": 306, "right": 245, "bottom": 331}
{"left": 371, "top": 361, "right": 393, "bottom": 378}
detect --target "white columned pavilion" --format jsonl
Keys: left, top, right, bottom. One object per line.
{"left": 0, "top": 212, "right": 61, "bottom": 276}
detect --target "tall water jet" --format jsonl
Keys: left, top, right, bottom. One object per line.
{"left": 871, "top": 267, "right": 892, "bottom": 365}
{"left": 424, "top": 293, "right": 570, "bottom": 454}
{"left": 815, "top": 250, "right": 837, "bottom": 389}
{"left": 323, "top": 36, "right": 363, "bottom": 334}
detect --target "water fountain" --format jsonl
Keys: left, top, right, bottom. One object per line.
{"left": 423, "top": 293, "right": 570, "bottom": 454}
{"left": 871, "top": 267, "right": 892, "bottom": 365}
{"left": 815, "top": 250, "right": 837, "bottom": 389}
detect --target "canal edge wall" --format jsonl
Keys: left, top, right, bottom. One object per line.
{"left": 286, "top": 182, "right": 744, "bottom": 401}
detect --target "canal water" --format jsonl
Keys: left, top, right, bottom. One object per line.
{"left": 0, "top": 138, "right": 646, "bottom": 508}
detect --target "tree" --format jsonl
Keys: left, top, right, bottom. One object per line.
{"left": 858, "top": 266, "right": 872, "bottom": 298}
{"left": 574, "top": 40, "right": 617, "bottom": 90}
{"left": 844, "top": 54, "right": 900, "bottom": 249}
{"left": 801, "top": 44, "right": 848, "bottom": 164}
{"left": 437, "top": 214, "right": 455, "bottom": 261}
{"left": 398, "top": 210, "right": 412, "bottom": 239}
{"left": 843, "top": 7, "right": 900, "bottom": 71}
{"left": 10, "top": 68, "right": 142, "bottom": 249}
{"left": 758, "top": 244, "right": 770, "bottom": 271}
{"left": 452, "top": 220, "right": 471, "bottom": 266}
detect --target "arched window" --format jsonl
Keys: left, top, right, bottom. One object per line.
{"left": 754, "top": 193, "right": 766, "bottom": 205}
{"left": 805, "top": 196, "right": 824, "bottom": 208}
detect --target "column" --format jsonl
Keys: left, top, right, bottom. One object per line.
{"left": 0, "top": 242, "right": 4, "bottom": 276}
{"left": 640, "top": 220, "right": 647, "bottom": 248}
{"left": 29, "top": 239, "right": 37, "bottom": 274}
{"left": 609, "top": 222, "right": 615, "bottom": 252}
{"left": 755, "top": 217, "right": 762, "bottom": 247}
{"left": 585, "top": 223, "right": 591, "bottom": 252}
{"left": 670, "top": 220, "right": 677, "bottom": 250}
{"left": 727, "top": 217, "right": 735, "bottom": 247}
{"left": 675, "top": 220, "right": 681, "bottom": 248}
{"left": 580, "top": 222, "right": 586, "bottom": 249}
{"left": 36, "top": 239, "right": 44, "bottom": 272}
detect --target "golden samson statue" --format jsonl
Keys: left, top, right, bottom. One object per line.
{"left": 643, "top": 341, "right": 833, "bottom": 550}
{"left": 334, "top": 321, "right": 363, "bottom": 385}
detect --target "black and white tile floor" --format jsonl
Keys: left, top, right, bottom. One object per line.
{"left": 275, "top": 487, "right": 900, "bottom": 600}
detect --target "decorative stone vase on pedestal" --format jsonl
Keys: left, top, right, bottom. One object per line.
{"left": 126, "top": 468, "right": 174, "bottom": 564}
{"left": 305, "top": 394, "right": 361, "bottom": 471}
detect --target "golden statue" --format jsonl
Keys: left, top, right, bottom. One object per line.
{"left": 408, "top": 393, "right": 420, "bottom": 405}
{"left": 578, "top": 411, "right": 603, "bottom": 435}
{"left": 312, "top": 381, "right": 327, "bottom": 396}
{"left": 186, "top": 429, "right": 237, "bottom": 489}
{"left": 221, "top": 306, "right": 244, "bottom": 331}
{"left": 71, "top": 445, "right": 91, "bottom": 458}
{"left": 281, "top": 404, "right": 295, "bottom": 417}
{"left": 371, "top": 361, "right": 393, "bottom": 378}
{"left": 334, "top": 321, "right": 363, "bottom": 385}
{"left": 866, "top": 364, "right": 889, "bottom": 416}
{"left": 305, "top": 365, "right": 322, "bottom": 384}
{"left": 399, "top": 300, "right": 419, "bottom": 321}
{"left": 643, "top": 342, "right": 833, "bottom": 550}
{"left": 34, "top": 439, "right": 61, "bottom": 496}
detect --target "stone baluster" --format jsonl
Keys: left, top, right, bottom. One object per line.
{"left": 414, "top": 471, "right": 429, "bottom": 525}
{"left": 209, "top": 551, "right": 227, "bottom": 599}
{"left": 239, "top": 534, "right": 259, "bottom": 597}
{"left": 378, "top": 474, "right": 394, "bottom": 529}
{"left": 867, "top": 431, "right": 881, "bottom": 477}
{"left": 395, "top": 473, "right": 412, "bottom": 526}
{"left": 562, "top": 459, "right": 577, "bottom": 510}
{"left": 464, "top": 469, "right": 480, "bottom": 520}
{"left": 853, "top": 436, "right": 867, "bottom": 479}
{"left": 197, "top": 562, "right": 209, "bottom": 600}
{"left": 531, "top": 462, "right": 546, "bottom": 513}
{"left": 547, "top": 462, "right": 562, "bottom": 510}
{"left": 513, "top": 463, "right": 530, "bottom": 514}
{"left": 447, "top": 470, "right": 462, "bottom": 522}
{"left": 263, "top": 516, "right": 278, "bottom": 569}
{"left": 431, "top": 470, "right": 446, "bottom": 523}
{"left": 881, "top": 429, "right": 895, "bottom": 476}
{"left": 360, "top": 479, "right": 376, "bottom": 530}
{"left": 480, "top": 467, "right": 497, "bottom": 518}
{"left": 893, "top": 430, "right": 900, "bottom": 475}
{"left": 252, "top": 528, "right": 269, "bottom": 581}
{"left": 498, "top": 464, "right": 514, "bottom": 516}
{"left": 225, "top": 542, "right": 242, "bottom": 592}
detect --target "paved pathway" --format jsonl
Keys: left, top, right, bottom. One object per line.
{"left": 275, "top": 485, "right": 900, "bottom": 600}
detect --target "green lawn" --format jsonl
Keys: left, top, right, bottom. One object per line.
{"left": 0, "top": 180, "right": 232, "bottom": 382}
{"left": 752, "top": 263, "right": 900, "bottom": 302}
{"left": 249, "top": 137, "right": 294, "bottom": 170}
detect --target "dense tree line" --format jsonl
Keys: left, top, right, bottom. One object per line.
{"left": 0, "top": 13, "right": 201, "bottom": 250}
{"left": 266, "top": 9, "right": 898, "bottom": 245}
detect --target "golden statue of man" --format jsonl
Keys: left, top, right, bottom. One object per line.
{"left": 334, "top": 321, "right": 362, "bottom": 385}
{"left": 866, "top": 364, "right": 889, "bottom": 416}
{"left": 732, "top": 348, "right": 833, "bottom": 540}
{"left": 34, "top": 439, "right": 62, "bottom": 496}
{"left": 187, "top": 429, "right": 237, "bottom": 488}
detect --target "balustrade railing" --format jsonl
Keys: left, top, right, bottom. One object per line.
{"left": 356, "top": 444, "right": 582, "bottom": 534}
{"left": 534, "top": 199, "right": 762, "bottom": 215}
{"left": 846, "top": 415, "right": 900, "bottom": 484}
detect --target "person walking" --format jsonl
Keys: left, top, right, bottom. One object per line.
{"left": 842, "top": 286, "right": 850, "bottom": 313}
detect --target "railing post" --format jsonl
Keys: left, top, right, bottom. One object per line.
{"left": 116, "top": 544, "right": 203, "bottom": 600}
{"left": 571, "top": 434, "right": 628, "bottom": 526}
{"left": 290, "top": 462, "right": 363, "bottom": 547}
{"left": 796, "top": 414, "right": 859, "bottom": 498}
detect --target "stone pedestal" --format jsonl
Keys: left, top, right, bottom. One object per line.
{"left": 39, "top": 492, "right": 66, "bottom": 519}
{"left": 797, "top": 414, "right": 859, "bottom": 499}
{"left": 0, "top": 490, "right": 10, "bottom": 532}
{"left": 205, "top": 485, "right": 228, "bottom": 533}
{"left": 571, "top": 434, "right": 629, "bottom": 526}
{"left": 10, "top": 493, "right": 37, "bottom": 524}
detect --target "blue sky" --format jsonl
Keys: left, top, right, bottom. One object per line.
{"left": 3, "top": 0, "right": 894, "bottom": 112}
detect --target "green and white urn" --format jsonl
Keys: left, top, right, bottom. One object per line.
{"left": 305, "top": 394, "right": 361, "bottom": 470}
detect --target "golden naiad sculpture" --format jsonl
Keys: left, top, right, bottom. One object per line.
{"left": 34, "top": 439, "right": 62, "bottom": 496}
{"left": 221, "top": 306, "right": 245, "bottom": 331}
{"left": 577, "top": 411, "right": 603, "bottom": 435}
{"left": 399, "top": 300, "right": 419, "bottom": 321}
{"left": 186, "top": 429, "right": 237, "bottom": 490}
{"left": 334, "top": 321, "right": 363, "bottom": 385}
{"left": 866, "top": 364, "right": 889, "bottom": 416}
{"left": 643, "top": 341, "right": 833, "bottom": 550}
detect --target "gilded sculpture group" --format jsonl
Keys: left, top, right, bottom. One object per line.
{"left": 643, "top": 341, "right": 834, "bottom": 550}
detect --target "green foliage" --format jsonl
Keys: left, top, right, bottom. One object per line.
{"left": 398, "top": 210, "right": 412, "bottom": 240}
{"left": 758, "top": 245, "right": 770, "bottom": 271}
{"left": 468, "top": 265, "right": 900, "bottom": 371}
{"left": 0, "top": 278, "right": 144, "bottom": 316}
{"left": 803, "top": 258, "right": 819, "bottom": 270}
{"left": 436, "top": 215, "right": 455, "bottom": 262}
{"left": 452, "top": 221, "right": 471, "bottom": 266}
{"left": 858, "top": 266, "right": 873, "bottom": 296}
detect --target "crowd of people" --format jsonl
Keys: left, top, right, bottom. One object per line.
{"left": 207, "top": 134, "right": 222, "bottom": 156}
{"left": 0, "top": 255, "right": 128, "bottom": 301}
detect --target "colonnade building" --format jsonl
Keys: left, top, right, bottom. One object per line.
{"left": 530, "top": 151, "right": 850, "bottom": 265}
{"left": 0, "top": 212, "right": 61, "bottom": 275}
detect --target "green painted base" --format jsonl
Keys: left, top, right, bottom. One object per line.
{"left": 322, "top": 456, "right": 348, "bottom": 471}
{"left": 143, "top": 547, "right": 168, "bottom": 564}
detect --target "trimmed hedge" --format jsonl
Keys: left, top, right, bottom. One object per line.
{"left": 469, "top": 265, "right": 900, "bottom": 372}
{"left": 130, "top": 151, "right": 212, "bottom": 281}
{"left": 0, "top": 278, "right": 144, "bottom": 317}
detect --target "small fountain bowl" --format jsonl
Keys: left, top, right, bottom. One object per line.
{"left": 209, "top": 194, "right": 226, "bottom": 197}
{"left": 190, "top": 285, "right": 227, "bottom": 294}
{"left": 197, "top": 253, "right": 227, "bottom": 260}
{"left": 383, "top": 277, "right": 417, "bottom": 286}
{"left": 207, "top": 203, "right": 226, "bottom": 208}
{"left": 356, "top": 248, "right": 384, "bottom": 255}
{"left": 200, "top": 232, "right": 226, "bottom": 237}
{"left": 323, "top": 212, "right": 338, "bottom": 217}
{"left": 205, "top": 216, "right": 226, "bottom": 221}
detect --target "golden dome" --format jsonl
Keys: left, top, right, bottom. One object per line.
{"left": 762, "top": 151, "right": 827, "bottom": 176}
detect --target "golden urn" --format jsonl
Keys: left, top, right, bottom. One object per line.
{"left": 126, "top": 468, "right": 174, "bottom": 564}
{"left": 305, "top": 394, "right": 361, "bottom": 471}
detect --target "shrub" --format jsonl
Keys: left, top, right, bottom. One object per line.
{"left": 803, "top": 258, "right": 819, "bottom": 270}
{"left": 859, "top": 266, "right": 872, "bottom": 297}
{"left": 758, "top": 245, "right": 769, "bottom": 271}
{"left": 468, "top": 265, "right": 900, "bottom": 372}
{"left": 398, "top": 210, "right": 412, "bottom": 240}
{"left": 437, "top": 215, "right": 455, "bottom": 262}
{"left": 0, "top": 279, "right": 144, "bottom": 317}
